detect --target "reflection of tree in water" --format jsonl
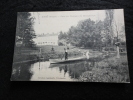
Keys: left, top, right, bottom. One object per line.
{"left": 59, "top": 65, "right": 68, "bottom": 77}
{"left": 59, "top": 66, "right": 63, "bottom": 73}
{"left": 11, "top": 62, "right": 33, "bottom": 81}
{"left": 51, "top": 60, "right": 99, "bottom": 80}
{"left": 59, "top": 60, "right": 98, "bottom": 79}
{"left": 64, "top": 65, "right": 67, "bottom": 77}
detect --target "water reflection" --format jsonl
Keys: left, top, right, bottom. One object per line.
{"left": 11, "top": 62, "right": 34, "bottom": 81}
{"left": 11, "top": 59, "right": 98, "bottom": 81}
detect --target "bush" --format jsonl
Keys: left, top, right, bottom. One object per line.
{"left": 79, "top": 55, "right": 129, "bottom": 83}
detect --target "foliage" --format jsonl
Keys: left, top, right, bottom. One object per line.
{"left": 59, "top": 18, "right": 104, "bottom": 48}
{"left": 58, "top": 10, "right": 126, "bottom": 50}
{"left": 79, "top": 55, "right": 129, "bottom": 82}
{"left": 16, "top": 12, "right": 36, "bottom": 47}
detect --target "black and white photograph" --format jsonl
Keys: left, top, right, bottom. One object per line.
{"left": 11, "top": 9, "right": 130, "bottom": 82}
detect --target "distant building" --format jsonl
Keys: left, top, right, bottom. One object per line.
{"left": 34, "top": 33, "right": 58, "bottom": 46}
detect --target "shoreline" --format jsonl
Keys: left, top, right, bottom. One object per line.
{"left": 13, "top": 59, "right": 38, "bottom": 64}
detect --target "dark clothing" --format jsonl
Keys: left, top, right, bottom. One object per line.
{"left": 65, "top": 52, "right": 68, "bottom": 60}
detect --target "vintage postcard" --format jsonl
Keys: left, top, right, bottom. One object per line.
{"left": 11, "top": 9, "right": 130, "bottom": 82}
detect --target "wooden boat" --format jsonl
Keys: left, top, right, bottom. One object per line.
{"left": 49, "top": 56, "right": 87, "bottom": 64}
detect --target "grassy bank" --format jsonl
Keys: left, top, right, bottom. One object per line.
{"left": 79, "top": 55, "right": 130, "bottom": 83}
{"left": 13, "top": 45, "right": 110, "bottom": 62}
{"left": 13, "top": 45, "right": 118, "bottom": 62}
{"left": 39, "top": 45, "right": 86, "bottom": 60}
{"left": 39, "top": 45, "right": 107, "bottom": 60}
{"left": 13, "top": 54, "right": 39, "bottom": 63}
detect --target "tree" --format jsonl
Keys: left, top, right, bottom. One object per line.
{"left": 67, "top": 18, "right": 104, "bottom": 49}
{"left": 58, "top": 31, "right": 64, "bottom": 39}
{"left": 58, "top": 12, "right": 115, "bottom": 50}
{"left": 58, "top": 18, "right": 104, "bottom": 49}
{"left": 118, "top": 25, "right": 126, "bottom": 42}
{"left": 104, "top": 10, "right": 114, "bottom": 46}
{"left": 112, "top": 20, "right": 120, "bottom": 58}
{"left": 67, "top": 19, "right": 96, "bottom": 48}
{"left": 16, "top": 12, "right": 36, "bottom": 48}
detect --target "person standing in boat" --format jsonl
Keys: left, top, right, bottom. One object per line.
{"left": 64, "top": 48, "right": 68, "bottom": 60}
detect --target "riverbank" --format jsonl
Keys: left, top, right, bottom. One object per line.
{"left": 13, "top": 54, "right": 39, "bottom": 63}
{"left": 79, "top": 55, "right": 130, "bottom": 83}
{"left": 13, "top": 45, "right": 117, "bottom": 63}
{"left": 13, "top": 59, "right": 38, "bottom": 64}
{"left": 40, "top": 45, "right": 104, "bottom": 60}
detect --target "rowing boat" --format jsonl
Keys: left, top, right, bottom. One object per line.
{"left": 49, "top": 56, "right": 87, "bottom": 64}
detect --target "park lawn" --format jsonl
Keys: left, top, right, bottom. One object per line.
{"left": 14, "top": 45, "right": 115, "bottom": 62}
{"left": 39, "top": 45, "right": 84, "bottom": 59}
{"left": 18, "top": 45, "right": 102, "bottom": 56}
{"left": 13, "top": 54, "right": 39, "bottom": 63}
{"left": 39, "top": 45, "right": 101, "bottom": 54}
{"left": 13, "top": 47, "right": 40, "bottom": 63}
{"left": 37, "top": 45, "right": 105, "bottom": 60}
{"left": 79, "top": 55, "right": 130, "bottom": 83}
{"left": 39, "top": 45, "right": 76, "bottom": 53}
{"left": 13, "top": 45, "right": 79, "bottom": 62}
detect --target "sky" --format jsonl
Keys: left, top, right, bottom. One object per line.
{"left": 30, "top": 10, "right": 107, "bottom": 34}
{"left": 30, "top": 9, "right": 125, "bottom": 42}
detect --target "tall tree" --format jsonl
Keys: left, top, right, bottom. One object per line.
{"left": 104, "top": 10, "right": 114, "bottom": 46}
{"left": 16, "top": 12, "right": 36, "bottom": 47}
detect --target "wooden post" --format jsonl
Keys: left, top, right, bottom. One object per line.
{"left": 116, "top": 46, "right": 120, "bottom": 58}
{"left": 39, "top": 48, "right": 42, "bottom": 58}
{"left": 40, "top": 48, "right": 41, "bottom": 54}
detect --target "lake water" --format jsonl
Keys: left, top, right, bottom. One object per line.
{"left": 11, "top": 59, "right": 98, "bottom": 81}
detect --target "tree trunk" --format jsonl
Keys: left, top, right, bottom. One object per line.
{"left": 116, "top": 46, "right": 120, "bottom": 58}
